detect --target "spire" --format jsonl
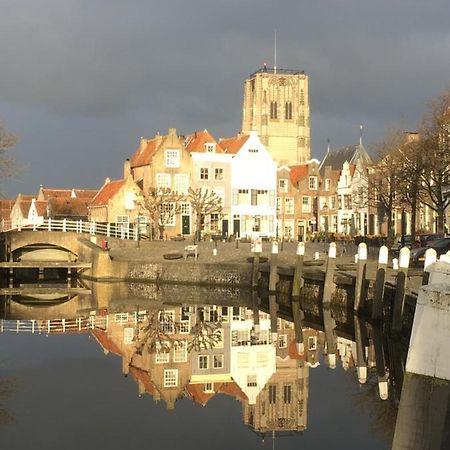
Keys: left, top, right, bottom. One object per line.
{"left": 327, "top": 138, "right": 330, "bottom": 154}
{"left": 359, "top": 124, "right": 363, "bottom": 146}
{"left": 274, "top": 30, "right": 277, "bottom": 74}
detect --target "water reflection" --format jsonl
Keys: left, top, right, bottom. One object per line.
{"left": 1, "top": 282, "right": 449, "bottom": 448}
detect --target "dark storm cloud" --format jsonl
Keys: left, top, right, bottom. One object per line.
{"left": 1, "top": 0, "right": 450, "bottom": 194}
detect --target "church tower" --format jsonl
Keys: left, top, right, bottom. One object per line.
{"left": 241, "top": 66, "right": 310, "bottom": 166}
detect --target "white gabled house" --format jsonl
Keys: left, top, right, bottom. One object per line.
{"left": 220, "top": 131, "right": 277, "bottom": 238}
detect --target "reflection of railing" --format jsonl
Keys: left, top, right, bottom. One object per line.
{"left": 0, "top": 317, "right": 108, "bottom": 334}
{"left": 0, "top": 218, "right": 139, "bottom": 240}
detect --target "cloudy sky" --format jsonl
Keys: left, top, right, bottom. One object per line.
{"left": 1, "top": 0, "right": 449, "bottom": 196}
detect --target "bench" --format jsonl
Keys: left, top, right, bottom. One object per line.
{"left": 184, "top": 245, "right": 198, "bottom": 260}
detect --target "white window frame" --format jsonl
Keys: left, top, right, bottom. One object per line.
{"left": 174, "top": 174, "right": 189, "bottom": 194}
{"left": 116, "top": 215, "right": 129, "bottom": 224}
{"left": 198, "top": 355, "right": 209, "bottom": 369}
{"left": 213, "top": 354, "right": 224, "bottom": 369}
{"left": 302, "top": 196, "right": 311, "bottom": 213}
{"left": 309, "top": 176, "right": 318, "bottom": 190}
{"left": 200, "top": 167, "right": 209, "bottom": 180}
{"left": 278, "top": 178, "right": 288, "bottom": 193}
{"left": 285, "top": 197, "right": 294, "bottom": 215}
{"left": 156, "top": 173, "right": 171, "bottom": 189}
{"left": 155, "top": 341, "right": 170, "bottom": 363}
{"left": 164, "top": 369, "right": 178, "bottom": 387}
{"left": 165, "top": 149, "right": 180, "bottom": 168}
{"left": 214, "top": 167, "right": 224, "bottom": 181}
{"left": 173, "top": 341, "right": 188, "bottom": 363}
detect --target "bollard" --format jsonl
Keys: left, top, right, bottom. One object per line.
{"left": 372, "top": 245, "right": 388, "bottom": 322}
{"left": 354, "top": 315, "right": 367, "bottom": 384}
{"left": 213, "top": 248, "right": 217, "bottom": 256}
{"left": 292, "top": 242, "right": 305, "bottom": 298}
{"left": 322, "top": 243, "right": 337, "bottom": 306}
{"left": 269, "top": 241, "right": 279, "bottom": 293}
{"left": 391, "top": 247, "right": 410, "bottom": 334}
{"left": 392, "top": 258, "right": 399, "bottom": 270}
{"left": 422, "top": 248, "right": 437, "bottom": 285}
{"left": 372, "top": 324, "right": 388, "bottom": 400}
{"left": 314, "top": 251, "right": 320, "bottom": 260}
{"left": 354, "top": 243, "right": 368, "bottom": 312}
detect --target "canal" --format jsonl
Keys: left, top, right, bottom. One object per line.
{"left": 0, "top": 280, "right": 449, "bottom": 449}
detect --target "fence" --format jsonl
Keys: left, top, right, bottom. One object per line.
{"left": 0, "top": 218, "right": 139, "bottom": 240}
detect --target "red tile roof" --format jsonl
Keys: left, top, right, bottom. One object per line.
{"left": 47, "top": 197, "right": 90, "bottom": 217}
{"left": 288, "top": 339, "right": 306, "bottom": 360}
{"left": 130, "top": 138, "right": 158, "bottom": 168}
{"left": 90, "top": 179, "right": 125, "bottom": 207}
{"left": 19, "top": 200, "right": 32, "bottom": 217}
{"left": 34, "top": 201, "right": 47, "bottom": 216}
{"left": 186, "top": 384, "right": 215, "bottom": 406}
{"left": 219, "top": 134, "right": 249, "bottom": 154}
{"left": 217, "top": 381, "right": 247, "bottom": 401}
{"left": 0, "top": 199, "right": 14, "bottom": 221}
{"left": 129, "top": 366, "right": 157, "bottom": 396}
{"left": 186, "top": 381, "right": 247, "bottom": 406}
{"left": 289, "top": 165, "right": 308, "bottom": 185}
{"left": 91, "top": 329, "right": 122, "bottom": 356}
{"left": 185, "top": 130, "right": 224, "bottom": 153}
{"left": 41, "top": 188, "right": 98, "bottom": 200}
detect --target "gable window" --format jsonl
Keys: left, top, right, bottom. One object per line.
{"left": 270, "top": 101, "right": 278, "bottom": 119}
{"left": 279, "top": 178, "right": 288, "bottom": 193}
{"left": 165, "top": 149, "right": 180, "bottom": 168}
{"left": 156, "top": 173, "right": 171, "bottom": 189}
{"left": 214, "top": 167, "right": 224, "bottom": 181}
{"left": 309, "top": 176, "right": 318, "bottom": 190}
{"left": 204, "top": 383, "right": 214, "bottom": 393}
{"left": 278, "top": 334, "right": 288, "bottom": 348}
{"left": 124, "top": 192, "right": 136, "bottom": 210}
{"left": 205, "top": 143, "right": 215, "bottom": 153}
{"left": 247, "top": 375, "right": 257, "bottom": 387}
{"left": 308, "top": 336, "right": 317, "bottom": 351}
{"left": 200, "top": 168, "right": 209, "bottom": 180}
{"left": 269, "top": 385, "right": 276, "bottom": 404}
{"left": 325, "top": 179, "right": 331, "bottom": 191}
{"left": 248, "top": 148, "right": 259, "bottom": 153}
{"left": 164, "top": 369, "right": 178, "bottom": 387}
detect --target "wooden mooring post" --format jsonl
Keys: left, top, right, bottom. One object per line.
{"left": 371, "top": 324, "right": 389, "bottom": 400}
{"left": 391, "top": 247, "right": 410, "bottom": 334}
{"left": 291, "top": 298, "right": 304, "bottom": 355}
{"left": 269, "top": 241, "right": 279, "bottom": 294}
{"left": 291, "top": 242, "right": 305, "bottom": 298}
{"left": 269, "top": 294, "right": 278, "bottom": 342}
{"left": 372, "top": 245, "right": 388, "bottom": 322}
{"left": 354, "top": 315, "right": 367, "bottom": 384}
{"left": 322, "top": 242, "right": 337, "bottom": 306}
{"left": 323, "top": 307, "right": 337, "bottom": 368}
{"left": 251, "top": 291, "right": 260, "bottom": 332}
{"left": 353, "top": 243, "right": 368, "bottom": 312}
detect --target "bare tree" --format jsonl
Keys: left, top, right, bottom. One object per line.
{"left": 417, "top": 90, "right": 450, "bottom": 236}
{"left": 138, "top": 188, "right": 184, "bottom": 239}
{"left": 186, "top": 188, "right": 223, "bottom": 241}
{"left": 368, "top": 131, "right": 406, "bottom": 242}
{"left": 0, "top": 121, "right": 18, "bottom": 192}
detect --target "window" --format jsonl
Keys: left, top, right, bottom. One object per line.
{"left": 160, "top": 203, "right": 176, "bottom": 226}
{"left": 156, "top": 173, "right": 171, "bottom": 189}
{"left": 285, "top": 197, "right": 294, "bottom": 215}
{"left": 302, "top": 196, "right": 311, "bottom": 213}
{"left": 198, "top": 355, "right": 208, "bottom": 369}
{"left": 165, "top": 149, "right": 180, "bottom": 168}
{"left": 308, "top": 336, "right": 317, "bottom": 351}
{"left": 156, "top": 341, "right": 170, "bottom": 363}
{"left": 124, "top": 192, "right": 136, "bottom": 210}
{"left": 164, "top": 369, "right": 178, "bottom": 387}
{"left": 269, "top": 385, "right": 277, "bottom": 404}
{"left": 325, "top": 178, "right": 331, "bottom": 192}
{"left": 309, "top": 176, "right": 318, "bottom": 190}
{"left": 276, "top": 197, "right": 281, "bottom": 214}
{"left": 278, "top": 334, "right": 287, "bottom": 348}
{"left": 331, "top": 196, "right": 337, "bottom": 209}
{"left": 279, "top": 178, "right": 288, "bottom": 193}
{"left": 284, "top": 385, "right": 292, "bottom": 404}
{"left": 174, "top": 174, "right": 188, "bottom": 194}
{"left": 205, "top": 143, "right": 215, "bottom": 153}
{"left": 214, "top": 167, "right": 224, "bottom": 181}
{"left": 115, "top": 216, "right": 129, "bottom": 226}
{"left": 256, "top": 352, "right": 268, "bottom": 367}
{"left": 114, "top": 312, "right": 129, "bottom": 323}
{"left": 180, "top": 202, "right": 191, "bottom": 215}
{"left": 210, "top": 213, "right": 220, "bottom": 232}
{"left": 248, "top": 148, "right": 259, "bottom": 153}
{"left": 173, "top": 341, "right": 187, "bottom": 363}
{"left": 285, "top": 102, "right": 292, "bottom": 120}
{"left": 247, "top": 375, "right": 257, "bottom": 387}
{"left": 200, "top": 168, "right": 209, "bottom": 180}
{"left": 238, "top": 189, "right": 249, "bottom": 205}
{"left": 270, "top": 101, "right": 278, "bottom": 119}
{"left": 237, "top": 352, "right": 249, "bottom": 368}
{"left": 159, "top": 311, "right": 175, "bottom": 334}
{"left": 213, "top": 354, "right": 224, "bottom": 369}
{"left": 204, "top": 383, "right": 214, "bottom": 393}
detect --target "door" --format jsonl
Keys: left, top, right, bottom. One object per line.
{"left": 182, "top": 215, "right": 190, "bottom": 235}
{"left": 222, "top": 219, "right": 229, "bottom": 236}
{"left": 233, "top": 219, "right": 240, "bottom": 236}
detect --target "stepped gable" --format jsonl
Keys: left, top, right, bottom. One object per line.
{"left": 185, "top": 129, "right": 224, "bottom": 153}
{"left": 219, "top": 133, "right": 249, "bottom": 154}
{"left": 130, "top": 138, "right": 158, "bottom": 168}
{"left": 90, "top": 179, "right": 125, "bottom": 207}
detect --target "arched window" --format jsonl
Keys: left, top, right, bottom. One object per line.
{"left": 270, "top": 101, "right": 278, "bottom": 119}
{"left": 285, "top": 102, "right": 292, "bottom": 120}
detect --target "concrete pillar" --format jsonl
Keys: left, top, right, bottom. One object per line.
{"left": 322, "top": 242, "right": 336, "bottom": 306}
{"left": 391, "top": 247, "right": 410, "bottom": 334}
{"left": 372, "top": 245, "right": 388, "bottom": 322}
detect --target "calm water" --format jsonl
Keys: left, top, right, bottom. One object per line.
{"left": 0, "top": 283, "right": 443, "bottom": 449}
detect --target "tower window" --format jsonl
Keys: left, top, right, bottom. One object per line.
{"left": 270, "top": 101, "right": 278, "bottom": 119}
{"left": 285, "top": 102, "right": 292, "bottom": 120}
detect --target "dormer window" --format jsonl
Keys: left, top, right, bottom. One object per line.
{"left": 248, "top": 148, "right": 258, "bottom": 153}
{"left": 205, "top": 143, "right": 215, "bottom": 153}
{"left": 165, "top": 149, "right": 180, "bottom": 168}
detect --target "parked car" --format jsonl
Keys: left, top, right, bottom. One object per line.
{"left": 390, "top": 235, "right": 413, "bottom": 253}
{"left": 410, "top": 237, "right": 450, "bottom": 266}
{"left": 417, "top": 233, "right": 440, "bottom": 247}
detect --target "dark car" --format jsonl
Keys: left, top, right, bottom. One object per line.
{"left": 417, "top": 233, "right": 440, "bottom": 247}
{"left": 410, "top": 237, "right": 450, "bottom": 266}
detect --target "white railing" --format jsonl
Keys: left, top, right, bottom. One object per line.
{"left": 0, "top": 311, "right": 146, "bottom": 334}
{"left": 0, "top": 218, "right": 140, "bottom": 241}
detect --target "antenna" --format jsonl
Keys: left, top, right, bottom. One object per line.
{"left": 274, "top": 30, "right": 277, "bottom": 73}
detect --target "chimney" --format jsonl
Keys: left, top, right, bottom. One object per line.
{"left": 139, "top": 137, "right": 147, "bottom": 152}
{"left": 105, "top": 177, "right": 111, "bottom": 184}
{"left": 123, "top": 159, "right": 131, "bottom": 179}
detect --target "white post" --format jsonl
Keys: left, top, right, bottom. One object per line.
{"left": 47, "top": 218, "right": 51, "bottom": 231}
{"left": 107, "top": 223, "right": 111, "bottom": 237}
{"left": 392, "top": 258, "right": 399, "bottom": 270}
{"left": 93, "top": 221, "right": 96, "bottom": 235}
{"left": 424, "top": 248, "right": 437, "bottom": 272}
{"left": 33, "top": 221, "right": 37, "bottom": 231}
{"left": 62, "top": 218, "right": 67, "bottom": 232}
{"left": 296, "top": 242, "right": 305, "bottom": 256}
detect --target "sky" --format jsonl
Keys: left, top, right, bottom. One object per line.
{"left": 1, "top": 0, "right": 449, "bottom": 197}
